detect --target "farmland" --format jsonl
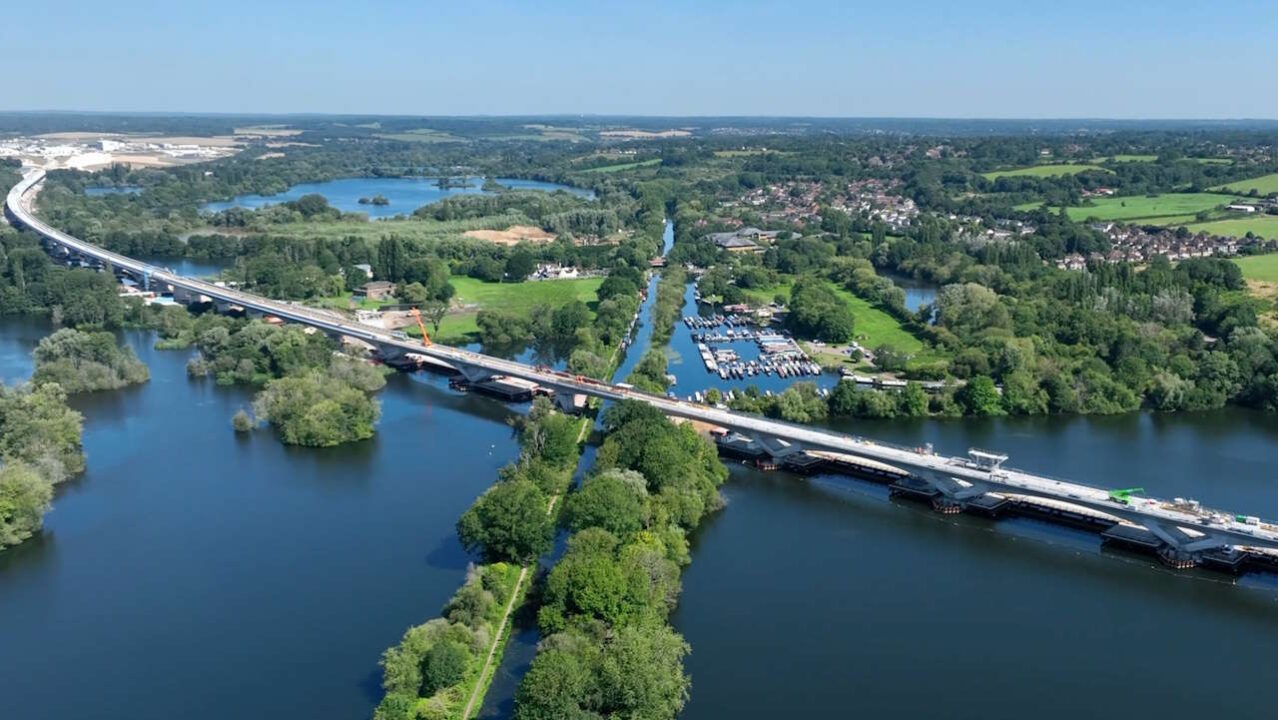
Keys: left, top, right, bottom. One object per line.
{"left": 1213, "top": 173, "right": 1278, "bottom": 196}
{"left": 983, "top": 163, "right": 1109, "bottom": 180}
{"left": 1053, "top": 193, "right": 1241, "bottom": 223}
{"left": 1185, "top": 214, "right": 1278, "bottom": 240}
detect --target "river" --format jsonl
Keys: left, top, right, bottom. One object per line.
{"left": 201, "top": 177, "right": 593, "bottom": 219}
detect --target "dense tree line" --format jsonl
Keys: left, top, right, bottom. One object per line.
{"left": 512, "top": 402, "right": 727, "bottom": 720}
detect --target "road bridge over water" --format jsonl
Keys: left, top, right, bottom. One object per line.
{"left": 10, "top": 169, "right": 1278, "bottom": 570}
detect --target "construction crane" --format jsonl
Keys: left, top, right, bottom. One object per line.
{"left": 1107, "top": 487, "right": 1145, "bottom": 505}
{"left": 408, "top": 307, "right": 432, "bottom": 347}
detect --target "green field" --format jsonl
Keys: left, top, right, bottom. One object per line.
{"left": 1057, "top": 193, "right": 1241, "bottom": 222}
{"left": 1213, "top": 173, "right": 1278, "bottom": 196}
{"left": 1095, "top": 155, "right": 1229, "bottom": 165}
{"left": 983, "top": 164, "right": 1110, "bottom": 180}
{"left": 435, "top": 276, "right": 604, "bottom": 342}
{"left": 739, "top": 279, "right": 944, "bottom": 364}
{"left": 1101, "top": 154, "right": 1158, "bottom": 163}
{"left": 1233, "top": 254, "right": 1278, "bottom": 283}
{"left": 374, "top": 129, "right": 463, "bottom": 143}
{"left": 1186, "top": 214, "right": 1278, "bottom": 240}
{"left": 578, "top": 158, "right": 662, "bottom": 174}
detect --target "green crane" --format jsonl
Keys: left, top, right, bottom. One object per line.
{"left": 1108, "top": 487, "right": 1145, "bottom": 504}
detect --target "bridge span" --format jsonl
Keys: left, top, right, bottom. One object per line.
{"left": 9, "top": 169, "right": 1278, "bottom": 569}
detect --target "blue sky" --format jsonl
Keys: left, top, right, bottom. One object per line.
{"left": 3, "top": 0, "right": 1273, "bottom": 118}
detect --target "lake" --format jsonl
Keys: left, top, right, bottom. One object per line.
{"left": 202, "top": 177, "right": 594, "bottom": 219}
{"left": 674, "top": 409, "right": 1278, "bottom": 719}
{"left": 0, "top": 320, "right": 532, "bottom": 720}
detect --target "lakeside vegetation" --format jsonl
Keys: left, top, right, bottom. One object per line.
{"left": 32, "top": 328, "right": 149, "bottom": 393}
{"left": 373, "top": 398, "right": 586, "bottom": 720}
{"left": 0, "top": 382, "right": 85, "bottom": 550}
{"left": 511, "top": 401, "right": 727, "bottom": 720}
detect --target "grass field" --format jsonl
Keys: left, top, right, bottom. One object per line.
{"left": 1213, "top": 173, "right": 1278, "bottom": 196}
{"left": 1233, "top": 254, "right": 1278, "bottom": 282}
{"left": 1101, "top": 154, "right": 1158, "bottom": 163}
{"left": 739, "top": 279, "right": 945, "bottom": 365}
{"left": 1185, "top": 214, "right": 1278, "bottom": 240}
{"left": 578, "top": 158, "right": 662, "bottom": 174}
{"left": 1056, "top": 193, "right": 1241, "bottom": 222}
{"left": 374, "top": 130, "right": 463, "bottom": 143}
{"left": 983, "top": 163, "right": 1110, "bottom": 180}
{"left": 312, "top": 292, "right": 395, "bottom": 311}
{"left": 435, "top": 276, "right": 604, "bottom": 342}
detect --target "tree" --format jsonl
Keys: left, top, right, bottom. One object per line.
{"left": 958, "top": 375, "right": 1005, "bottom": 416}
{"left": 456, "top": 479, "right": 552, "bottom": 563}
{"left": 505, "top": 249, "right": 536, "bottom": 282}
{"left": 0, "top": 462, "right": 53, "bottom": 549}
{"left": 787, "top": 277, "right": 855, "bottom": 342}
{"left": 231, "top": 409, "right": 254, "bottom": 432}
{"left": 420, "top": 640, "right": 470, "bottom": 696}
{"left": 422, "top": 300, "right": 449, "bottom": 336}
{"left": 397, "top": 281, "right": 428, "bottom": 306}
{"left": 564, "top": 469, "right": 649, "bottom": 538}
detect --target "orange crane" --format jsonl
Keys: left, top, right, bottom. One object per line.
{"left": 408, "top": 307, "right": 433, "bottom": 346}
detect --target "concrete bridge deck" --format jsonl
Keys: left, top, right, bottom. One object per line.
{"left": 9, "top": 169, "right": 1278, "bottom": 563}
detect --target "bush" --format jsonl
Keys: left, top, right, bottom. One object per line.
{"left": 231, "top": 409, "right": 254, "bottom": 433}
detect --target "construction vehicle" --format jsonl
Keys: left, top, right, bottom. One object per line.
{"left": 408, "top": 307, "right": 432, "bottom": 347}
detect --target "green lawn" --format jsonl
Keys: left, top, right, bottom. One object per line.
{"left": 1213, "top": 173, "right": 1278, "bottom": 196}
{"left": 435, "top": 276, "right": 604, "bottom": 342}
{"left": 1056, "top": 193, "right": 1242, "bottom": 222}
{"left": 579, "top": 158, "right": 661, "bottom": 174}
{"left": 983, "top": 163, "right": 1110, "bottom": 180}
{"left": 739, "top": 279, "right": 945, "bottom": 365}
{"left": 312, "top": 292, "right": 395, "bottom": 311}
{"left": 1233, "top": 254, "right": 1278, "bottom": 283}
{"left": 1186, "top": 214, "right": 1278, "bottom": 240}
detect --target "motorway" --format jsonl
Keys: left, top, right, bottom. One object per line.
{"left": 9, "top": 169, "right": 1278, "bottom": 555}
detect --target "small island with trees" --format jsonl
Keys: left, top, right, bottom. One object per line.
{"left": 358, "top": 194, "right": 390, "bottom": 206}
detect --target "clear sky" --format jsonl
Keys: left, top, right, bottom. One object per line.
{"left": 3, "top": 0, "right": 1274, "bottom": 118}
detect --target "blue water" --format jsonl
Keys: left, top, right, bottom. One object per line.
{"left": 202, "top": 177, "right": 593, "bottom": 219}
{"left": 881, "top": 272, "right": 938, "bottom": 313}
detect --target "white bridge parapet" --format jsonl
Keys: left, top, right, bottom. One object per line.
{"left": 9, "top": 170, "right": 1277, "bottom": 558}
